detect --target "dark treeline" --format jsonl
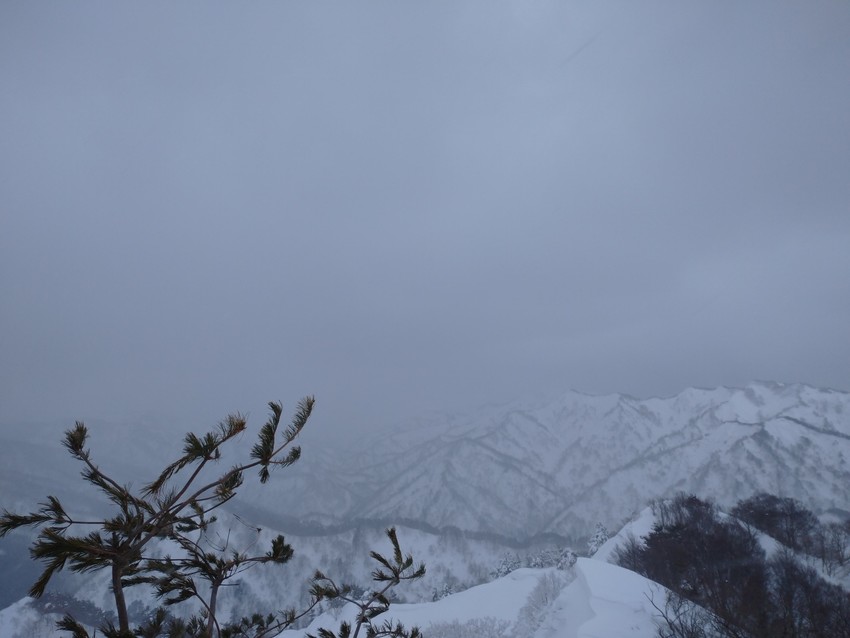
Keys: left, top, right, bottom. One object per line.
{"left": 615, "top": 493, "right": 850, "bottom": 638}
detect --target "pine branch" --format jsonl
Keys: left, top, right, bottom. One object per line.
{"left": 387, "top": 527, "right": 403, "bottom": 566}
{"left": 28, "top": 527, "right": 119, "bottom": 597}
{"left": 62, "top": 422, "right": 89, "bottom": 458}
{"left": 152, "top": 402, "right": 312, "bottom": 534}
{"left": 143, "top": 413, "right": 246, "bottom": 497}
{"left": 284, "top": 396, "right": 314, "bottom": 445}
{"left": 267, "top": 534, "right": 294, "bottom": 563}
{"left": 132, "top": 607, "right": 169, "bottom": 638}
{"left": 65, "top": 425, "right": 139, "bottom": 516}
{"left": 0, "top": 510, "right": 51, "bottom": 536}
{"left": 1, "top": 496, "right": 74, "bottom": 536}
{"left": 251, "top": 401, "right": 283, "bottom": 483}
{"left": 368, "top": 620, "right": 423, "bottom": 638}
{"left": 56, "top": 614, "right": 91, "bottom": 638}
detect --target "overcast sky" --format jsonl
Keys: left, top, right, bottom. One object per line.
{"left": 2, "top": 1, "right": 849, "bottom": 436}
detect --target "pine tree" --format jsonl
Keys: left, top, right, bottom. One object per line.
{"left": 0, "top": 398, "right": 424, "bottom": 638}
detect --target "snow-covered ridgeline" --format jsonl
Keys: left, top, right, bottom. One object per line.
{"left": 244, "top": 382, "right": 850, "bottom": 540}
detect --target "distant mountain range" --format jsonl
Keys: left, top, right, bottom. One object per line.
{"left": 3, "top": 381, "right": 850, "bottom": 636}
{"left": 241, "top": 381, "right": 850, "bottom": 541}
{"left": 4, "top": 382, "right": 848, "bottom": 544}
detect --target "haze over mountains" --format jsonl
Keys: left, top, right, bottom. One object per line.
{"left": 230, "top": 381, "right": 850, "bottom": 541}
{"left": 3, "top": 382, "right": 849, "bottom": 544}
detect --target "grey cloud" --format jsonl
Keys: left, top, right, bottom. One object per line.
{"left": 1, "top": 0, "right": 849, "bottom": 435}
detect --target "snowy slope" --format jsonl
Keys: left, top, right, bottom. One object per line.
{"left": 536, "top": 559, "right": 663, "bottom": 638}
{"left": 275, "top": 559, "right": 667, "bottom": 638}
{"left": 274, "top": 508, "right": 682, "bottom": 638}
{"left": 0, "top": 598, "right": 60, "bottom": 638}
{"left": 8, "top": 500, "right": 844, "bottom": 638}
{"left": 0, "top": 562, "right": 662, "bottom": 638}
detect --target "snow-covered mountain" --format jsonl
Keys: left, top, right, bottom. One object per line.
{"left": 5, "top": 382, "right": 848, "bottom": 543}
{"left": 276, "top": 558, "right": 667, "bottom": 638}
{"left": 5, "top": 496, "right": 849, "bottom": 638}
{"left": 246, "top": 381, "right": 850, "bottom": 541}
{"left": 0, "top": 517, "right": 670, "bottom": 638}
{"left": 3, "top": 381, "right": 850, "bottom": 636}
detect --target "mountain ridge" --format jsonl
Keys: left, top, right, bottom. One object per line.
{"left": 2, "top": 382, "right": 848, "bottom": 541}
{"left": 241, "top": 381, "right": 850, "bottom": 540}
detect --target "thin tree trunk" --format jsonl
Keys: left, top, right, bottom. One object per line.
{"left": 206, "top": 582, "right": 220, "bottom": 638}
{"left": 111, "top": 563, "right": 131, "bottom": 636}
